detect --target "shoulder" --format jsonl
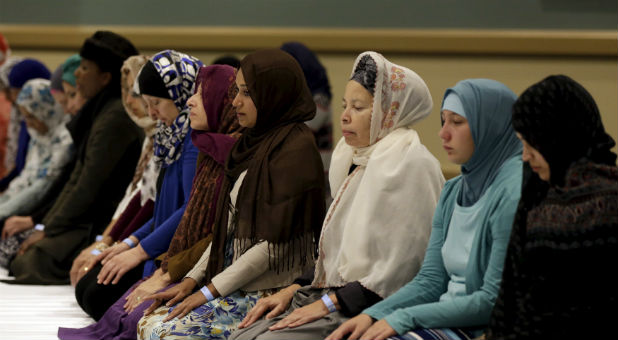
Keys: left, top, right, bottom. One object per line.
{"left": 488, "top": 156, "right": 523, "bottom": 203}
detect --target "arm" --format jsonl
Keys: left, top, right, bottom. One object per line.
{"left": 44, "top": 113, "right": 140, "bottom": 236}
{"left": 210, "top": 241, "right": 272, "bottom": 297}
{"left": 335, "top": 282, "right": 382, "bottom": 317}
{"left": 375, "top": 189, "right": 519, "bottom": 334}
{"left": 137, "top": 139, "right": 197, "bottom": 259}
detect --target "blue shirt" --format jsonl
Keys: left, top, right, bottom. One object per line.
{"left": 364, "top": 156, "right": 522, "bottom": 334}
{"left": 132, "top": 131, "right": 198, "bottom": 277}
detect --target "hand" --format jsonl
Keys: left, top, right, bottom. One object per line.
{"left": 325, "top": 313, "right": 374, "bottom": 340}
{"left": 2, "top": 216, "right": 34, "bottom": 239}
{"left": 162, "top": 290, "right": 207, "bottom": 322}
{"left": 359, "top": 319, "right": 397, "bottom": 340}
{"left": 97, "top": 244, "right": 148, "bottom": 285}
{"left": 143, "top": 277, "right": 197, "bottom": 316}
{"left": 124, "top": 269, "right": 171, "bottom": 313}
{"left": 238, "top": 284, "right": 300, "bottom": 329}
{"left": 70, "top": 243, "right": 99, "bottom": 286}
{"left": 268, "top": 294, "right": 332, "bottom": 330}
{"left": 17, "top": 230, "right": 44, "bottom": 256}
{"left": 99, "top": 241, "right": 131, "bottom": 265}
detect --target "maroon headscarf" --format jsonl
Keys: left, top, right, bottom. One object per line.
{"left": 161, "top": 65, "right": 242, "bottom": 272}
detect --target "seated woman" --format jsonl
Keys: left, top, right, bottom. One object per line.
{"left": 58, "top": 64, "right": 242, "bottom": 340}
{"left": 74, "top": 50, "right": 202, "bottom": 320}
{"left": 486, "top": 75, "right": 617, "bottom": 339}
{"left": 327, "top": 79, "right": 523, "bottom": 340}
{"left": 230, "top": 51, "right": 445, "bottom": 340}
{"left": 137, "top": 49, "right": 326, "bottom": 340}
{"left": 0, "top": 78, "right": 73, "bottom": 267}
{"left": 68, "top": 54, "right": 154, "bottom": 286}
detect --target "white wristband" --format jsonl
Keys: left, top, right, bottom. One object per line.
{"left": 321, "top": 294, "right": 337, "bottom": 313}
{"left": 122, "top": 237, "right": 136, "bottom": 248}
{"left": 95, "top": 234, "right": 104, "bottom": 242}
{"left": 34, "top": 224, "right": 45, "bottom": 231}
{"left": 200, "top": 286, "right": 215, "bottom": 301}
{"left": 90, "top": 249, "right": 102, "bottom": 256}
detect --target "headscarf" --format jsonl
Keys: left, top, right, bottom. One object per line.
{"left": 161, "top": 64, "right": 241, "bottom": 272}
{"left": 0, "top": 33, "right": 9, "bottom": 66}
{"left": 1, "top": 57, "right": 23, "bottom": 172}
{"left": 8, "top": 59, "right": 51, "bottom": 88}
{"left": 61, "top": 54, "right": 81, "bottom": 87}
{"left": 313, "top": 51, "right": 444, "bottom": 297}
{"left": 488, "top": 76, "right": 618, "bottom": 338}
{"left": 205, "top": 49, "right": 326, "bottom": 281}
{"left": 280, "top": 42, "right": 331, "bottom": 99}
{"left": 13, "top": 78, "right": 72, "bottom": 181}
{"left": 50, "top": 65, "right": 64, "bottom": 93}
{"left": 145, "top": 50, "right": 203, "bottom": 168}
{"left": 441, "top": 79, "right": 522, "bottom": 206}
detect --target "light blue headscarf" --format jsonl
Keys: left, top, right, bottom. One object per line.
{"left": 442, "top": 79, "right": 522, "bottom": 206}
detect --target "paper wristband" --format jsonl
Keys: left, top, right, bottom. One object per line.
{"left": 90, "top": 249, "right": 102, "bottom": 256}
{"left": 34, "top": 224, "right": 45, "bottom": 231}
{"left": 122, "top": 237, "right": 136, "bottom": 248}
{"left": 200, "top": 286, "right": 215, "bottom": 301}
{"left": 321, "top": 294, "right": 337, "bottom": 313}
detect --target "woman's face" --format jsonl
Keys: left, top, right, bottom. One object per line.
{"left": 187, "top": 84, "right": 209, "bottom": 131}
{"left": 231, "top": 68, "right": 257, "bottom": 128}
{"left": 74, "top": 58, "right": 110, "bottom": 100}
{"left": 341, "top": 80, "right": 372, "bottom": 148}
{"left": 142, "top": 94, "right": 179, "bottom": 126}
{"left": 122, "top": 72, "right": 148, "bottom": 119}
{"left": 18, "top": 105, "right": 48, "bottom": 135}
{"left": 51, "top": 90, "right": 68, "bottom": 113}
{"left": 439, "top": 110, "right": 475, "bottom": 164}
{"left": 62, "top": 81, "right": 86, "bottom": 115}
{"left": 517, "top": 132, "right": 551, "bottom": 181}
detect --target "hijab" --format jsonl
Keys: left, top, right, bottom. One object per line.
{"left": 280, "top": 42, "right": 331, "bottom": 99}
{"left": 205, "top": 49, "right": 326, "bottom": 281}
{"left": 441, "top": 79, "right": 522, "bottom": 207}
{"left": 161, "top": 65, "right": 242, "bottom": 272}
{"left": 488, "top": 76, "right": 617, "bottom": 338}
{"left": 313, "top": 51, "right": 444, "bottom": 297}
{"left": 147, "top": 50, "right": 203, "bottom": 168}
{"left": 7, "top": 79, "right": 73, "bottom": 195}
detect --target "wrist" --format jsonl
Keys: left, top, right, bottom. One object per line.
{"left": 321, "top": 294, "right": 337, "bottom": 313}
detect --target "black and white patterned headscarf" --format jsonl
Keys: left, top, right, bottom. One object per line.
{"left": 149, "top": 50, "right": 202, "bottom": 167}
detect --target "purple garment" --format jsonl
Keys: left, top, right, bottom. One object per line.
{"left": 58, "top": 281, "right": 178, "bottom": 340}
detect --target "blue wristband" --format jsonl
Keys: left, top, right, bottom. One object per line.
{"left": 90, "top": 249, "right": 102, "bottom": 256}
{"left": 200, "top": 286, "right": 215, "bottom": 301}
{"left": 321, "top": 294, "right": 337, "bottom": 313}
{"left": 122, "top": 237, "right": 136, "bottom": 248}
{"left": 34, "top": 224, "right": 45, "bottom": 231}
{"left": 95, "top": 235, "right": 104, "bottom": 242}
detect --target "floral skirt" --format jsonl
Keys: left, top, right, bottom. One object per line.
{"left": 0, "top": 229, "right": 33, "bottom": 268}
{"left": 388, "top": 328, "right": 481, "bottom": 340}
{"left": 137, "top": 289, "right": 271, "bottom": 340}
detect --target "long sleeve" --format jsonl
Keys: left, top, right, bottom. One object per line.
{"left": 184, "top": 242, "right": 212, "bottom": 285}
{"left": 137, "top": 140, "right": 197, "bottom": 259}
{"left": 0, "top": 179, "right": 54, "bottom": 219}
{"left": 210, "top": 241, "right": 272, "bottom": 297}
{"left": 335, "top": 281, "right": 382, "bottom": 317}
{"left": 131, "top": 216, "right": 155, "bottom": 241}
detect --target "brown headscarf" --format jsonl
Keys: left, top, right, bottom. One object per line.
{"left": 205, "top": 49, "right": 326, "bottom": 282}
{"left": 160, "top": 65, "right": 242, "bottom": 273}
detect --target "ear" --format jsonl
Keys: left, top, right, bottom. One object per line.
{"left": 100, "top": 71, "right": 112, "bottom": 87}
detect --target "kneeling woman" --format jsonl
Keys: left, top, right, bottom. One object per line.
{"left": 230, "top": 51, "right": 445, "bottom": 340}
{"left": 327, "top": 79, "right": 523, "bottom": 340}
{"left": 487, "top": 75, "right": 618, "bottom": 339}
{"left": 137, "top": 49, "right": 326, "bottom": 340}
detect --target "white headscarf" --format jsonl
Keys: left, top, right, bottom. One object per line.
{"left": 5, "top": 78, "right": 73, "bottom": 196}
{"left": 312, "top": 52, "right": 445, "bottom": 298}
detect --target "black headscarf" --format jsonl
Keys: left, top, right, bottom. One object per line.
{"left": 487, "top": 75, "right": 618, "bottom": 339}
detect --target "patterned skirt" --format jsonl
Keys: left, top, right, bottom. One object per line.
{"left": 137, "top": 289, "right": 269, "bottom": 340}
{"left": 0, "top": 229, "right": 33, "bottom": 268}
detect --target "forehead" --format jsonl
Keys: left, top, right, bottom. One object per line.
{"left": 344, "top": 80, "right": 372, "bottom": 100}
{"left": 441, "top": 109, "right": 464, "bottom": 118}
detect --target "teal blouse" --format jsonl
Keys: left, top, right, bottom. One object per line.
{"left": 364, "top": 155, "right": 522, "bottom": 334}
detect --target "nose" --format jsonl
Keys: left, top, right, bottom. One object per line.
{"left": 340, "top": 108, "right": 350, "bottom": 125}
{"left": 521, "top": 145, "right": 531, "bottom": 162}
{"left": 438, "top": 123, "right": 450, "bottom": 141}
{"left": 232, "top": 93, "right": 241, "bottom": 109}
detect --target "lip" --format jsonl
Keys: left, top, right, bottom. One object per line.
{"left": 341, "top": 129, "right": 355, "bottom": 137}
{"left": 442, "top": 145, "right": 453, "bottom": 152}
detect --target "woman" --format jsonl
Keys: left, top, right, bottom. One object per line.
{"left": 0, "top": 78, "right": 73, "bottom": 267}
{"left": 68, "top": 54, "right": 154, "bottom": 286}
{"left": 58, "top": 64, "right": 242, "bottom": 340}
{"left": 137, "top": 49, "right": 326, "bottom": 340}
{"left": 327, "top": 79, "right": 523, "bottom": 340}
{"left": 60, "top": 54, "right": 86, "bottom": 116}
{"left": 231, "top": 51, "right": 445, "bottom": 340}
{"left": 74, "top": 50, "right": 201, "bottom": 321}
{"left": 487, "top": 75, "right": 617, "bottom": 339}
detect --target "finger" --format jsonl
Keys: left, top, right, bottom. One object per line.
{"left": 238, "top": 305, "right": 265, "bottom": 328}
{"left": 98, "top": 265, "right": 116, "bottom": 285}
{"left": 166, "top": 293, "right": 185, "bottom": 307}
{"left": 163, "top": 305, "right": 183, "bottom": 322}
{"left": 265, "top": 304, "right": 286, "bottom": 319}
{"left": 269, "top": 315, "right": 295, "bottom": 330}
{"left": 111, "top": 266, "right": 128, "bottom": 285}
{"left": 144, "top": 299, "right": 162, "bottom": 315}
